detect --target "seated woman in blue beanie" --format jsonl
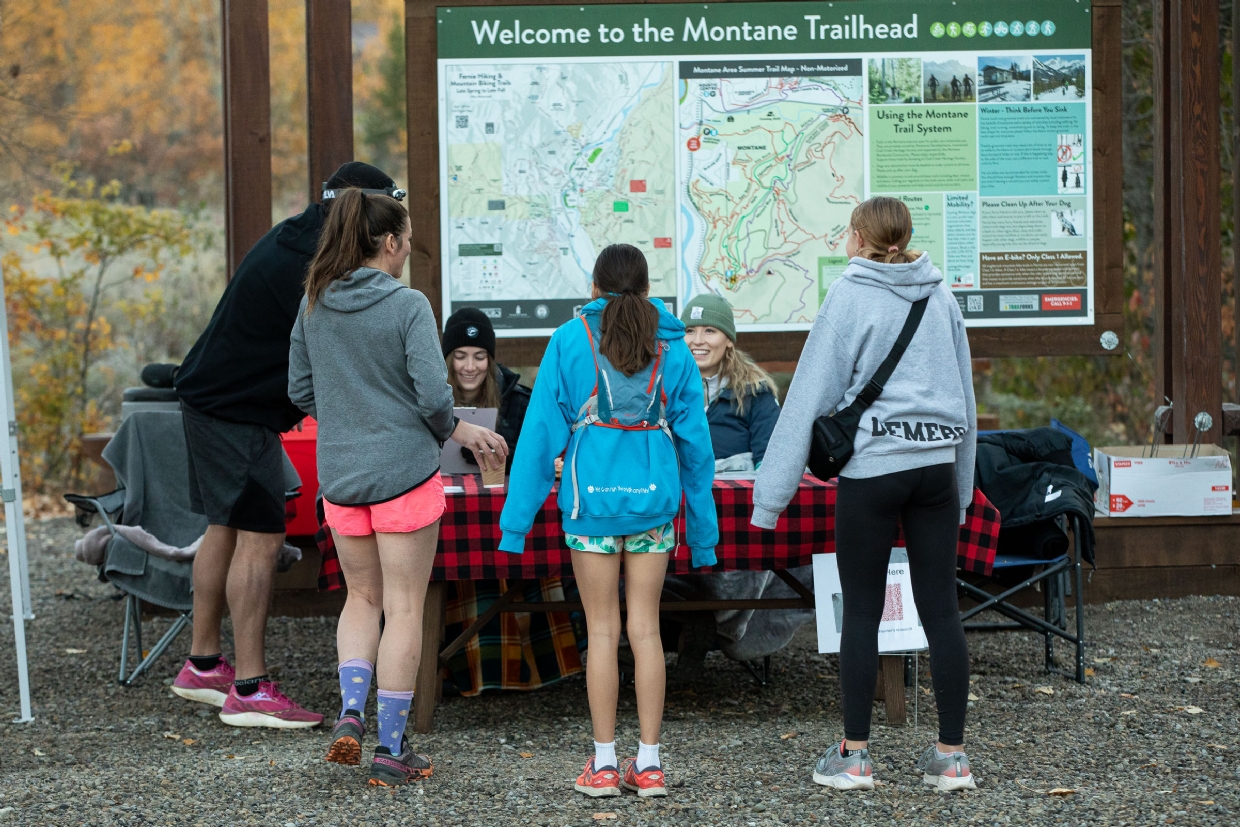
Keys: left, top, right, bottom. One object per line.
{"left": 680, "top": 294, "right": 780, "bottom": 472}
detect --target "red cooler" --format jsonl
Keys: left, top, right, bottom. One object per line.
{"left": 281, "top": 418, "right": 321, "bottom": 537}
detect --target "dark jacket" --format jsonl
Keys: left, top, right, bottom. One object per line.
{"left": 975, "top": 428, "right": 1096, "bottom": 566}
{"left": 496, "top": 364, "right": 532, "bottom": 457}
{"left": 458, "top": 364, "right": 532, "bottom": 472}
{"left": 175, "top": 204, "right": 324, "bottom": 432}
{"left": 707, "top": 387, "right": 780, "bottom": 465}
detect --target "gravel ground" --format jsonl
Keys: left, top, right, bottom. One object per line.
{"left": 1, "top": 516, "right": 1238, "bottom": 827}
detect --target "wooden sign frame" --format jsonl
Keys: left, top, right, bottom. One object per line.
{"left": 405, "top": 0, "right": 1124, "bottom": 365}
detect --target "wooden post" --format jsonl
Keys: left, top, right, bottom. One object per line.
{"left": 405, "top": 0, "right": 441, "bottom": 317}
{"left": 221, "top": 0, "right": 273, "bottom": 278}
{"left": 879, "top": 655, "right": 907, "bottom": 726}
{"left": 306, "top": 0, "right": 354, "bottom": 207}
{"left": 412, "top": 581, "right": 447, "bottom": 733}
{"left": 1153, "top": 0, "right": 1223, "bottom": 443}
{"left": 1234, "top": 0, "right": 1240, "bottom": 401}
{"left": 1153, "top": 0, "right": 1177, "bottom": 420}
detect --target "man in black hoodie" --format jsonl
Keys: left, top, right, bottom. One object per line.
{"left": 171, "top": 162, "right": 398, "bottom": 727}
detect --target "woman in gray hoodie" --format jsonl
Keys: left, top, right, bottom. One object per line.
{"left": 288, "top": 188, "right": 506, "bottom": 786}
{"left": 752, "top": 197, "right": 979, "bottom": 792}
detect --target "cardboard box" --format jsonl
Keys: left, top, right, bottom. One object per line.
{"left": 1094, "top": 445, "right": 1233, "bottom": 517}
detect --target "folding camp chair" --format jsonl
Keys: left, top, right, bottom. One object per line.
{"left": 961, "top": 425, "right": 1097, "bottom": 684}
{"left": 957, "top": 513, "right": 1088, "bottom": 683}
{"left": 66, "top": 410, "right": 205, "bottom": 686}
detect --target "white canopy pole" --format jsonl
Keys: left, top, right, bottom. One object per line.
{"left": 0, "top": 268, "right": 33, "bottom": 722}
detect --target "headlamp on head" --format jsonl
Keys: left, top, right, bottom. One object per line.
{"left": 321, "top": 183, "right": 407, "bottom": 202}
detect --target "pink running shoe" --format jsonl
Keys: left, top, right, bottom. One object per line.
{"left": 171, "top": 657, "right": 236, "bottom": 707}
{"left": 218, "top": 681, "right": 323, "bottom": 729}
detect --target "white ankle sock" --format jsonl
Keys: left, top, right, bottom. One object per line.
{"left": 637, "top": 741, "right": 660, "bottom": 770}
{"left": 594, "top": 741, "right": 617, "bottom": 769}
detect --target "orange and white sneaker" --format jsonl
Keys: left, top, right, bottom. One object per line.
{"left": 574, "top": 757, "right": 621, "bottom": 798}
{"left": 621, "top": 757, "right": 668, "bottom": 798}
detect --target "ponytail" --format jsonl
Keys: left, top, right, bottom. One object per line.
{"left": 849, "top": 196, "right": 922, "bottom": 265}
{"left": 592, "top": 243, "right": 658, "bottom": 376}
{"left": 304, "top": 188, "right": 407, "bottom": 312}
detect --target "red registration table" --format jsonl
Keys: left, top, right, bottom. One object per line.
{"left": 315, "top": 475, "right": 1000, "bottom": 733}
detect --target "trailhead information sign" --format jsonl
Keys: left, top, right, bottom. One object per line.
{"left": 437, "top": 0, "right": 1094, "bottom": 334}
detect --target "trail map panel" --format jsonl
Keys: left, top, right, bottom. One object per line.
{"left": 678, "top": 61, "right": 864, "bottom": 327}
{"left": 438, "top": 1, "right": 1094, "bottom": 334}
{"left": 443, "top": 62, "right": 676, "bottom": 330}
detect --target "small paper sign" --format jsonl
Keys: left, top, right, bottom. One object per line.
{"left": 813, "top": 549, "right": 928, "bottom": 654}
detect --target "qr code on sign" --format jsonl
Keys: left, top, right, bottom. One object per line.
{"left": 881, "top": 584, "right": 904, "bottom": 622}
{"left": 967, "top": 295, "right": 984, "bottom": 313}
{"left": 455, "top": 115, "right": 469, "bottom": 129}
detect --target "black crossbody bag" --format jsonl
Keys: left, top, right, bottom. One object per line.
{"left": 808, "top": 296, "right": 929, "bottom": 481}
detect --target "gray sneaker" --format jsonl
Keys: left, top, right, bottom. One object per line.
{"left": 812, "top": 741, "right": 875, "bottom": 790}
{"left": 916, "top": 745, "right": 978, "bottom": 791}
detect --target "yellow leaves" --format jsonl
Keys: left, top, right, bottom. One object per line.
{"left": 1204, "top": 657, "right": 1221, "bottom": 669}
{"left": 518, "top": 751, "right": 533, "bottom": 759}
{"left": 1035, "top": 686, "right": 1055, "bottom": 696}
{"left": 107, "top": 140, "right": 134, "bottom": 156}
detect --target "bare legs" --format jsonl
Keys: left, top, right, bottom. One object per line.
{"left": 190, "top": 525, "right": 236, "bottom": 657}
{"left": 333, "top": 522, "right": 439, "bottom": 691}
{"left": 571, "top": 548, "right": 670, "bottom": 748}
{"left": 190, "top": 524, "right": 284, "bottom": 679}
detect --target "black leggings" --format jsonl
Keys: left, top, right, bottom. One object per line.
{"left": 835, "top": 463, "right": 969, "bottom": 745}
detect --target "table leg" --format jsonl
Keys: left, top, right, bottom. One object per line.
{"left": 880, "top": 655, "right": 907, "bottom": 725}
{"left": 413, "top": 582, "right": 447, "bottom": 734}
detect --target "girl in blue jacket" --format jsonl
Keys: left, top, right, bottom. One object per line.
{"left": 500, "top": 244, "right": 718, "bottom": 800}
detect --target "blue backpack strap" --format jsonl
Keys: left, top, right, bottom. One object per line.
{"left": 573, "top": 316, "right": 606, "bottom": 429}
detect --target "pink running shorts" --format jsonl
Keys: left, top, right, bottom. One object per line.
{"left": 323, "top": 475, "right": 446, "bottom": 536}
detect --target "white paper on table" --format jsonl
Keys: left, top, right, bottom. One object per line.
{"left": 813, "top": 548, "right": 928, "bottom": 654}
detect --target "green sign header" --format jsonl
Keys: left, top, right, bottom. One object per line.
{"left": 437, "top": 1, "right": 1092, "bottom": 59}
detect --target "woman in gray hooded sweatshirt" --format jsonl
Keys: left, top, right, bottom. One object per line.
{"left": 752, "top": 196, "right": 979, "bottom": 792}
{"left": 288, "top": 188, "right": 507, "bottom": 786}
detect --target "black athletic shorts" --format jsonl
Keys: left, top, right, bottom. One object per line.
{"left": 181, "top": 403, "right": 287, "bottom": 534}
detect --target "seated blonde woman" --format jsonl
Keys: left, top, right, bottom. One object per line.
{"left": 680, "top": 294, "right": 780, "bottom": 473}
{"left": 665, "top": 294, "right": 811, "bottom": 673}
{"left": 439, "top": 308, "right": 585, "bottom": 696}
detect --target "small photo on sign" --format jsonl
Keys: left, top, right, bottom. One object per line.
{"left": 868, "top": 58, "right": 923, "bottom": 104}
{"left": 922, "top": 57, "right": 975, "bottom": 103}
{"left": 1033, "top": 55, "right": 1086, "bottom": 100}
{"left": 977, "top": 56, "right": 1031, "bottom": 102}
{"left": 1050, "top": 208, "right": 1085, "bottom": 238}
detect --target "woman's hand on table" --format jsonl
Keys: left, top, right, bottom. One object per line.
{"left": 452, "top": 420, "right": 508, "bottom": 471}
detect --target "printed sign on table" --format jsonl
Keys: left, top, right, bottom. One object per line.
{"left": 813, "top": 549, "right": 928, "bottom": 654}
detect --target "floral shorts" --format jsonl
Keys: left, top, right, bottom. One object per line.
{"left": 565, "top": 522, "right": 676, "bottom": 555}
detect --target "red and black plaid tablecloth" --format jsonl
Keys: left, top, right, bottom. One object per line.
{"left": 318, "top": 475, "right": 999, "bottom": 589}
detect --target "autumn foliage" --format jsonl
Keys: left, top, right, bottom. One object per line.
{"left": 2, "top": 168, "right": 194, "bottom": 492}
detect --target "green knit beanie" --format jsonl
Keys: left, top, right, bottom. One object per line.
{"left": 680, "top": 293, "right": 737, "bottom": 341}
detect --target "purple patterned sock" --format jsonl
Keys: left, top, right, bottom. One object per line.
{"left": 376, "top": 689, "right": 414, "bottom": 753}
{"left": 338, "top": 659, "right": 373, "bottom": 720}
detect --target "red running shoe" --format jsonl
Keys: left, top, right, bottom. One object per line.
{"left": 574, "top": 757, "right": 621, "bottom": 798}
{"left": 621, "top": 757, "right": 668, "bottom": 798}
{"left": 170, "top": 657, "right": 236, "bottom": 707}
{"left": 218, "top": 681, "right": 323, "bottom": 729}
